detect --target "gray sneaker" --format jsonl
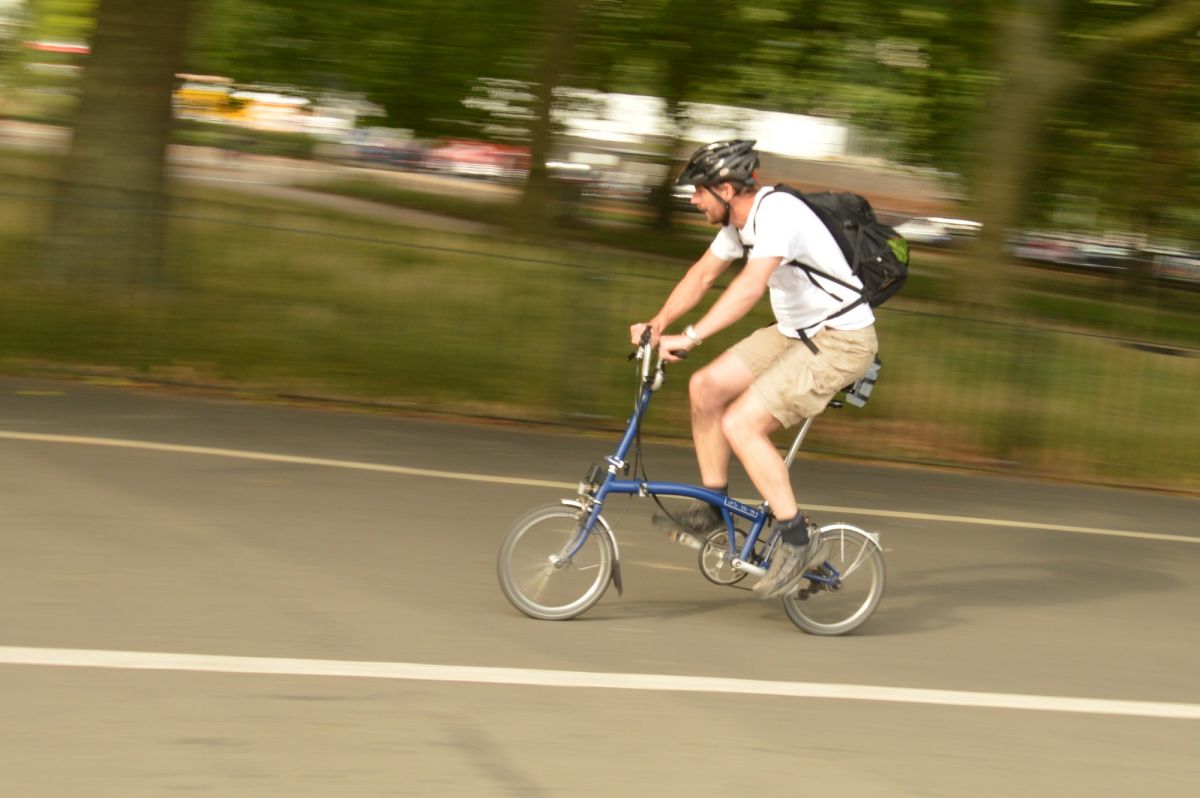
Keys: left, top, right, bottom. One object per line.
{"left": 651, "top": 500, "right": 723, "bottom": 549}
{"left": 753, "top": 519, "right": 820, "bottom": 599}
{"left": 674, "top": 500, "right": 724, "bottom": 534}
{"left": 773, "top": 537, "right": 822, "bottom": 597}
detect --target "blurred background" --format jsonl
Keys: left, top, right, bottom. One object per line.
{"left": 0, "top": 0, "right": 1196, "bottom": 491}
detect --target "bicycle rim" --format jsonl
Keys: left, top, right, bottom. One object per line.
{"left": 497, "top": 504, "right": 614, "bottom": 620}
{"left": 782, "top": 523, "right": 885, "bottom": 636}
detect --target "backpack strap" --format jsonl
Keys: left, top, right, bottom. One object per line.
{"left": 754, "top": 187, "right": 866, "bottom": 297}
{"left": 755, "top": 188, "right": 870, "bottom": 342}
{"left": 752, "top": 187, "right": 873, "bottom": 354}
{"left": 795, "top": 329, "right": 819, "bottom": 355}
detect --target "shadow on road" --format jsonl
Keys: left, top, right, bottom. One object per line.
{"left": 564, "top": 554, "right": 1184, "bottom": 639}
{"left": 867, "top": 558, "right": 1183, "bottom": 636}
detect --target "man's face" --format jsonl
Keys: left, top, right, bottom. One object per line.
{"left": 690, "top": 184, "right": 731, "bottom": 225}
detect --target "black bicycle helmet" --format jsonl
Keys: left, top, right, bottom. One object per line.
{"left": 676, "top": 139, "right": 759, "bottom": 187}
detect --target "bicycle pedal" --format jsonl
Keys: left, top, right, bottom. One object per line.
{"left": 651, "top": 514, "right": 703, "bottom": 549}
{"left": 666, "top": 529, "right": 704, "bottom": 550}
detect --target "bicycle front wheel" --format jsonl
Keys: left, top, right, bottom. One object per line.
{"left": 781, "top": 523, "right": 885, "bottom": 636}
{"left": 497, "top": 503, "right": 615, "bottom": 620}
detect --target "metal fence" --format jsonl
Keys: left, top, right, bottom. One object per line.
{"left": 2, "top": 175, "right": 1197, "bottom": 492}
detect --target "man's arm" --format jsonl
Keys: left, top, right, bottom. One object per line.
{"left": 631, "top": 249, "right": 733, "bottom": 344}
{"left": 657, "top": 256, "right": 781, "bottom": 360}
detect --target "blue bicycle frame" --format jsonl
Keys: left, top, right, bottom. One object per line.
{"left": 565, "top": 346, "right": 785, "bottom": 575}
{"left": 501, "top": 341, "right": 884, "bottom": 629}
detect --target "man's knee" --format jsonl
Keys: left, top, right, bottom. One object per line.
{"left": 689, "top": 367, "right": 730, "bottom": 413}
{"left": 690, "top": 353, "right": 757, "bottom": 415}
{"left": 719, "top": 409, "right": 746, "bottom": 445}
{"left": 720, "top": 392, "right": 779, "bottom": 446}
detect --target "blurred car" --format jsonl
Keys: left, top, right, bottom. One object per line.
{"left": 926, "top": 216, "right": 982, "bottom": 238}
{"left": 894, "top": 217, "right": 953, "bottom": 246}
{"left": 1149, "top": 247, "right": 1200, "bottom": 285}
{"left": 354, "top": 139, "right": 428, "bottom": 170}
{"left": 1010, "top": 233, "right": 1135, "bottom": 272}
{"left": 425, "top": 140, "right": 530, "bottom": 182}
{"left": 1077, "top": 242, "right": 1134, "bottom": 272}
{"left": 1011, "top": 234, "right": 1083, "bottom": 266}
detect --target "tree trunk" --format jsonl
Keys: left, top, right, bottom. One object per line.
{"left": 45, "top": 0, "right": 190, "bottom": 285}
{"left": 651, "top": 100, "right": 689, "bottom": 231}
{"left": 521, "top": 0, "right": 580, "bottom": 225}
{"left": 967, "top": 0, "right": 1200, "bottom": 311}
{"left": 965, "top": 1, "right": 1062, "bottom": 312}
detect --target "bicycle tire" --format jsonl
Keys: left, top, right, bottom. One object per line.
{"left": 497, "top": 503, "right": 615, "bottom": 620}
{"left": 781, "top": 523, "right": 885, "bottom": 636}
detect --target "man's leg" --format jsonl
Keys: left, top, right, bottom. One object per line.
{"left": 719, "top": 389, "right": 795, "bottom": 519}
{"left": 688, "top": 351, "right": 757, "bottom": 489}
{"left": 721, "top": 388, "right": 818, "bottom": 597}
{"left": 654, "top": 351, "right": 758, "bottom": 542}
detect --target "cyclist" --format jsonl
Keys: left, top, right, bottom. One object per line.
{"left": 630, "top": 139, "right": 878, "bottom": 598}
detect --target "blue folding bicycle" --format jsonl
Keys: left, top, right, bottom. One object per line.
{"left": 496, "top": 333, "right": 886, "bottom": 635}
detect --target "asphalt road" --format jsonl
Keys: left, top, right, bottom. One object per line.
{"left": 1, "top": 375, "right": 1197, "bottom": 797}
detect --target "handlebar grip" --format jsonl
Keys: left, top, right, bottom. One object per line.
{"left": 629, "top": 325, "right": 655, "bottom": 360}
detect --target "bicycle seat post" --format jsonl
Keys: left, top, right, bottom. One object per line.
{"left": 782, "top": 416, "right": 815, "bottom": 470}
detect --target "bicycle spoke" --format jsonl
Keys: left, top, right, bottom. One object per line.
{"left": 782, "top": 524, "right": 885, "bottom": 636}
{"left": 498, "top": 504, "right": 615, "bottom": 620}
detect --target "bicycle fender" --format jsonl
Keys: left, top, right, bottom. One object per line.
{"left": 559, "top": 499, "right": 622, "bottom": 596}
{"left": 820, "top": 523, "right": 882, "bottom": 551}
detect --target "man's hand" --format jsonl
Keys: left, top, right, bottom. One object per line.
{"left": 630, "top": 322, "right": 658, "bottom": 347}
{"left": 657, "top": 333, "right": 695, "bottom": 362}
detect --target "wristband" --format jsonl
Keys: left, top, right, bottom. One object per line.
{"left": 683, "top": 324, "right": 703, "bottom": 346}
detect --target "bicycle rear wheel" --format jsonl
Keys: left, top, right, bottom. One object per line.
{"left": 497, "top": 503, "right": 615, "bottom": 620}
{"left": 781, "top": 523, "right": 885, "bottom": 636}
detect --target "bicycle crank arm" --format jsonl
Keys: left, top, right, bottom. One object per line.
{"left": 730, "top": 559, "right": 767, "bottom": 577}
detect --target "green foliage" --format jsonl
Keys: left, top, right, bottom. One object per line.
{"left": 187, "top": 0, "right": 541, "bottom": 138}
{"left": 19, "top": 0, "right": 1200, "bottom": 248}
{"left": 2, "top": 166, "right": 1197, "bottom": 489}
{"left": 26, "top": 0, "right": 96, "bottom": 41}
{"left": 1034, "top": 35, "right": 1200, "bottom": 242}
{"left": 8, "top": 0, "right": 1200, "bottom": 348}
{"left": 173, "top": 120, "right": 318, "bottom": 159}
{"left": 11, "top": 0, "right": 1169, "bottom": 247}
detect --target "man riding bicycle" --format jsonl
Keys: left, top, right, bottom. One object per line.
{"left": 630, "top": 139, "right": 879, "bottom": 598}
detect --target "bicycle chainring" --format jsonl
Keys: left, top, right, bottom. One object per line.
{"left": 699, "top": 527, "right": 750, "bottom": 586}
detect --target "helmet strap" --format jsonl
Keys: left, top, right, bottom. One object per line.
{"left": 718, "top": 195, "right": 731, "bottom": 226}
{"left": 705, "top": 184, "right": 733, "bottom": 226}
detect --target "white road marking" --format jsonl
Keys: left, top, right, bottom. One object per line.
{"left": 0, "top": 430, "right": 570, "bottom": 490}
{"left": 625, "top": 560, "right": 695, "bottom": 573}
{"left": 1, "top": 646, "right": 1197, "bottom": 720}
{"left": 796, "top": 503, "right": 1197, "bottom": 544}
{"left": 1, "top": 430, "right": 1195, "bottom": 545}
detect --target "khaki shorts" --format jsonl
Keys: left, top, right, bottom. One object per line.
{"left": 730, "top": 325, "right": 878, "bottom": 428}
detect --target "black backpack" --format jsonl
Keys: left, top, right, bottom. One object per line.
{"left": 763, "top": 184, "right": 909, "bottom": 321}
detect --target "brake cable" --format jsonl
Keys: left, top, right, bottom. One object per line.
{"left": 630, "top": 354, "right": 690, "bottom": 530}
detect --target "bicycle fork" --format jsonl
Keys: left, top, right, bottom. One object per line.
{"left": 551, "top": 495, "right": 623, "bottom": 596}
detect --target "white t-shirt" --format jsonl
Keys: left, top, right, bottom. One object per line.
{"left": 709, "top": 187, "right": 875, "bottom": 336}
